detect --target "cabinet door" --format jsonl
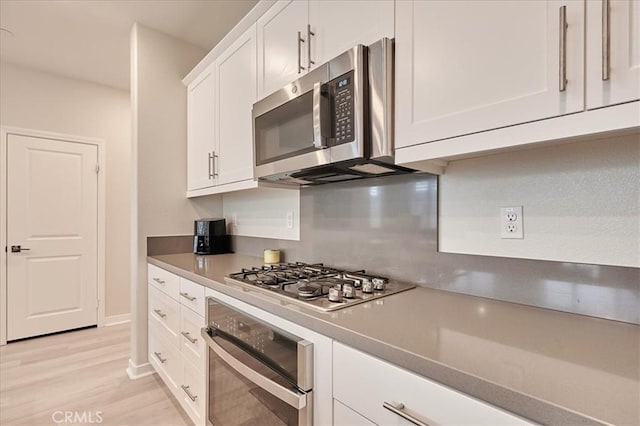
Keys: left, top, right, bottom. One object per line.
{"left": 187, "top": 65, "right": 216, "bottom": 190}
{"left": 216, "top": 25, "right": 257, "bottom": 186}
{"left": 334, "top": 399, "right": 375, "bottom": 426}
{"left": 396, "top": 0, "right": 584, "bottom": 148}
{"left": 308, "top": 0, "right": 394, "bottom": 67}
{"left": 586, "top": 0, "right": 640, "bottom": 108}
{"left": 257, "top": 0, "right": 309, "bottom": 98}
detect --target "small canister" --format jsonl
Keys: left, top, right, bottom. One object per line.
{"left": 263, "top": 249, "right": 281, "bottom": 264}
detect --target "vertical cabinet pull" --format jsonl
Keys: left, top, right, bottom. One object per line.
{"left": 181, "top": 385, "right": 198, "bottom": 401}
{"left": 559, "top": 5, "right": 568, "bottom": 92}
{"left": 208, "top": 152, "right": 215, "bottom": 179}
{"left": 212, "top": 151, "right": 218, "bottom": 177}
{"left": 307, "top": 24, "right": 315, "bottom": 70}
{"left": 382, "top": 401, "right": 430, "bottom": 426}
{"left": 297, "top": 31, "right": 305, "bottom": 73}
{"left": 602, "top": 0, "right": 610, "bottom": 81}
{"left": 153, "top": 352, "right": 167, "bottom": 364}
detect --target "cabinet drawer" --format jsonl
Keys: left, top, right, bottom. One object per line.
{"left": 148, "top": 263, "right": 180, "bottom": 300}
{"left": 148, "top": 285, "right": 180, "bottom": 347}
{"left": 180, "top": 358, "right": 206, "bottom": 425}
{"left": 333, "top": 342, "right": 533, "bottom": 426}
{"left": 180, "top": 304, "right": 206, "bottom": 371}
{"left": 149, "top": 326, "right": 182, "bottom": 393}
{"left": 179, "top": 278, "right": 206, "bottom": 317}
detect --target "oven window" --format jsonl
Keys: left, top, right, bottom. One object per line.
{"left": 255, "top": 91, "right": 316, "bottom": 166}
{"left": 209, "top": 348, "right": 299, "bottom": 425}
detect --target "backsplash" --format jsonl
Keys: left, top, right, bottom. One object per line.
{"left": 231, "top": 174, "right": 639, "bottom": 324}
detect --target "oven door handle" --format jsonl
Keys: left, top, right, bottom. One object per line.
{"left": 201, "top": 328, "right": 308, "bottom": 410}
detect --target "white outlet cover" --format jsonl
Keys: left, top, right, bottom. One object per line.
{"left": 286, "top": 211, "right": 294, "bottom": 229}
{"left": 500, "top": 206, "right": 523, "bottom": 239}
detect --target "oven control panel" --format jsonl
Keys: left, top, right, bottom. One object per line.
{"left": 331, "top": 71, "right": 355, "bottom": 145}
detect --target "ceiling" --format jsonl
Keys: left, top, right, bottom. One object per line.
{"left": 0, "top": 0, "right": 258, "bottom": 90}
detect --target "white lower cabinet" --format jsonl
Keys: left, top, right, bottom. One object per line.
{"left": 334, "top": 399, "right": 375, "bottom": 426}
{"left": 148, "top": 265, "right": 206, "bottom": 425}
{"left": 333, "top": 342, "right": 534, "bottom": 426}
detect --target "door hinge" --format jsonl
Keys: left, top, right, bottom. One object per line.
{"left": 96, "top": 164, "right": 100, "bottom": 173}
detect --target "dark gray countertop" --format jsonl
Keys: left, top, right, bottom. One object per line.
{"left": 148, "top": 253, "right": 639, "bottom": 426}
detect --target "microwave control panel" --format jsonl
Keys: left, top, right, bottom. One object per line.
{"left": 331, "top": 71, "right": 355, "bottom": 145}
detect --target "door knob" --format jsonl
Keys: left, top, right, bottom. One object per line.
{"left": 10, "top": 245, "right": 30, "bottom": 253}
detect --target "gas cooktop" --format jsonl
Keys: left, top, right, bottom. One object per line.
{"left": 225, "top": 262, "right": 415, "bottom": 312}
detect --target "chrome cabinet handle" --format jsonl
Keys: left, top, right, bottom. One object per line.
{"left": 152, "top": 277, "right": 165, "bottom": 285}
{"left": 153, "top": 309, "right": 166, "bottom": 318}
{"left": 208, "top": 152, "right": 214, "bottom": 179}
{"left": 383, "top": 401, "right": 430, "bottom": 426}
{"left": 181, "top": 331, "right": 198, "bottom": 344}
{"left": 212, "top": 151, "right": 218, "bottom": 177}
{"left": 559, "top": 5, "right": 568, "bottom": 92}
{"left": 180, "top": 292, "right": 197, "bottom": 302}
{"left": 602, "top": 0, "right": 610, "bottom": 81}
{"left": 297, "top": 31, "right": 305, "bottom": 73}
{"left": 307, "top": 24, "right": 315, "bottom": 70}
{"left": 181, "top": 385, "right": 198, "bottom": 402}
{"left": 153, "top": 352, "right": 167, "bottom": 364}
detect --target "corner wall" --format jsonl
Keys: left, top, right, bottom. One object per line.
{"left": 0, "top": 62, "right": 131, "bottom": 318}
{"left": 129, "top": 23, "right": 223, "bottom": 376}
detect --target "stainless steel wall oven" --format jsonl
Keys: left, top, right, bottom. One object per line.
{"left": 201, "top": 296, "right": 313, "bottom": 425}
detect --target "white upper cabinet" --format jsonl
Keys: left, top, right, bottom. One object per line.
{"left": 257, "top": 0, "right": 395, "bottom": 98}
{"left": 187, "top": 25, "right": 260, "bottom": 197}
{"left": 257, "top": 0, "right": 309, "bottom": 97}
{"left": 395, "top": 0, "right": 585, "bottom": 149}
{"left": 187, "top": 65, "right": 217, "bottom": 191}
{"left": 215, "top": 25, "right": 257, "bottom": 186}
{"left": 308, "top": 0, "right": 394, "bottom": 67}
{"left": 586, "top": 0, "right": 640, "bottom": 109}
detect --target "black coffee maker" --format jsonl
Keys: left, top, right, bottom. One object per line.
{"left": 193, "top": 218, "right": 230, "bottom": 255}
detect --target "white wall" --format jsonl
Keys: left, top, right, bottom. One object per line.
{"left": 439, "top": 134, "right": 640, "bottom": 267}
{"left": 129, "top": 23, "right": 222, "bottom": 377}
{"left": 0, "top": 62, "right": 131, "bottom": 317}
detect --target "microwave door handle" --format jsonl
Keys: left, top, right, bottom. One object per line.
{"left": 312, "top": 82, "right": 328, "bottom": 149}
{"left": 200, "top": 328, "right": 307, "bottom": 410}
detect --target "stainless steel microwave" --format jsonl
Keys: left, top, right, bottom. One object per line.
{"left": 252, "top": 38, "right": 413, "bottom": 185}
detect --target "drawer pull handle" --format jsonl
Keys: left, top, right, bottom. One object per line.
{"left": 153, "top": 309, "right": 166, "bottom": 318}
{"left": 181, "top": 331, "right": 198, "bottom": 344}
{"left": 153, "top": 352, "right": 167, "bottom": 364}
{"left": 153, "top": 277, "right": 165, "bottom": 285}
{"left": 180, "top": 292, "right": 197, "bottom": 302}
{"left": 181, "top": 385, "right": 198, "bottom": 402}
{"left": 383, "top": 401, "right": 430, "bottom": 426}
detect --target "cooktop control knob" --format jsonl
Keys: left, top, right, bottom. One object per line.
{"left": 329, "top": 285, "right": 343, "bottom": 302}
{"left": 362, "top": 279, "right": 374, "bottom": 294}
{"left": 343, "top": 283, "right": 357, "bottom": 299}
{"left": 373, "top": 278, "right": 386, "bottom": 291}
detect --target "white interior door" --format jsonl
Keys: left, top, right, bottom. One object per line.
{"left": 7, "top": 134, "right": 98, "bottom": 341}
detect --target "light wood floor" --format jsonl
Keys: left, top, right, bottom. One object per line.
{"left": 0, "top": 323, "right": 191, "bottom": 426}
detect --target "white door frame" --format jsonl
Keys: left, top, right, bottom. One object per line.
{"left": 0, "top": 126, "right": 106, "bottom": 345}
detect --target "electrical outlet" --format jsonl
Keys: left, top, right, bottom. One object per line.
{"left": 500, "top": 206, "right": 523, "bottom": 239}
{"left": 286, "top": 211, "right": 294, "bottom": 229}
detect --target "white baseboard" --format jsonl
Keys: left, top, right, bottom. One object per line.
{"left": 126, "top": 358, "right": 155, "bottom": 380}
{"left": 105, "top": 313, "right": 131, "bottom": 326}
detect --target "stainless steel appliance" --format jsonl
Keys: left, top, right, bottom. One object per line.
{"left": 252, "top": 38, "right": 413, "bottom": 185}
{"left": 226, "top": 262, "right": 415, "bottom": 312}
{"left": 193, "top": 218, "right": 230, "bottom": 255}
{"left": 201, "top": 297, "right": 313, "bottom": 425}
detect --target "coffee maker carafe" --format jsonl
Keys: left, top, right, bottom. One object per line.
{"left": 193, "top": 218, "right": 230, "bottom": 255}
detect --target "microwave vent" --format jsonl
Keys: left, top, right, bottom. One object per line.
{"left": 348, "top": 163, "right": 397, "bottom": 175}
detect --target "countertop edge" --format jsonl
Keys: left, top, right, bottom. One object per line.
{"left": 147, "top": 256, "right": 609, "bottom": 426}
